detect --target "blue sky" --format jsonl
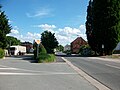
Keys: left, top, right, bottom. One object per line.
{"left": 1, "top": 0, "right": 89, "bottom": 46}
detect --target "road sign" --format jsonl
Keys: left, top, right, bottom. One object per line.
{"left": 34, "top": 39, "right": 41, "bottom": 44}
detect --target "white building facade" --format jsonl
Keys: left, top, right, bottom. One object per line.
{"left": 64, "top": 44, "right": 71, "bottom": 51}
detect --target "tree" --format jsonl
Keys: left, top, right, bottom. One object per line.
{"left": 6, "top": 36, "right": 21, "bottom": 47}
{"left": 41, "top": 31, "right": 59, "bottom": 54}
{"left": 86, "top": 0, "right": 97, "bottom": 52}
{"left": 56, "top": 45, "right": 64, "bottom": 52}
{"left": 86, "top": 0, "right": 120, "bottom": 55}
{"left": 0, "top": 6, "right": 11, "bottom": 49}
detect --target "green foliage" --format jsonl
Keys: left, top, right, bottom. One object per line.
{"left": 33, "top": 42, "right": 47, "bottom": 59}
{"left": 33, "top": 42, "right": 55, "bottom": 63}
{"left": 6, "top": 36, "right": 21, "bottom": 47}
{"left": 39, "top": 44, "right": 47, "bottom": 54}
{"left": 56, "top": 45, "right": 64, "bottom": 52}
{"left": 41, "top": 31, "right": 59, "bottom": 54}
{"left": 37, "top": 53, "right": 55, "bottom": 63}
{"left": 33, "top": 42, "right": 38, "bottom": 59}
{"left": 79, "top": 45, "right": 94, "bottom": 56}
{"left": 86, "top": 0, "right": 97, "bottom": 52}
{"left": 0, "top": 6, "right": 11, "bottom": 49}
{"left": 86, "top": 0, "right": 120, "bottom": 55}
{"left": 0, "top": 48, "right": 4, "bottom": 58}
{"left": 63, "top": 50, "right": 71, "bottom": 55}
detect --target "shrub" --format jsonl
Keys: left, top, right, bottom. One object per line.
{"left": 63, "top": 50, "right": 71, "bottom": 55}
{"left": 0, "top": 48, "right": 5, "bottom": 58}
{"left": 33, "top": 43, "right": 47, "bottom": 59}
{"left": 79, "top": 45, "right": 94, "bottom": 56}
{"left": 39, "top": 44, "right": 47, "bottom": 54}
{"left": 37, "top": 53, "right": 55, "bottom": 63}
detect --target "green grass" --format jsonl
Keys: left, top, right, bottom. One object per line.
{"left": 37, "top": 53, "right": 56, "bottom": 63}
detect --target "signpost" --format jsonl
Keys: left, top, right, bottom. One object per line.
{"left": 34, "top": 40, "right": 41, "bottom": 58}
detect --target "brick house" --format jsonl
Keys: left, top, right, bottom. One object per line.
{"left": 21, "top": 42, "right": 33, "bottom": 53}
{"left": 71, "top": 37, "right": 87, "bottom": 54}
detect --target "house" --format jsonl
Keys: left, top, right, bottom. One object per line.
{"left": 21, "top": 42, "right": 33, "bottom": 53}
{"left": 64, "top": 44, "right": 71, "bottom": 51}
{"left": 71, "top": 37, "right": 87, "bottom": 54}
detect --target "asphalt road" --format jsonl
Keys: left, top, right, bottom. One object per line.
{"left": 64, "top": 56, "right": 120, "bottom": 90}
{"left": 0, "top": 55, "right": 97, "bottom": 90}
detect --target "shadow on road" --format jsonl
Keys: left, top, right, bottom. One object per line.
{"left": 6, "top": 54, "right": 38, "bottom": 63}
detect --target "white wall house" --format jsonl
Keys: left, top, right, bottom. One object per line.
{"left": 64, "top": 44, "right": 71, "bottom": 51}
{"left": 114, "top": 42, "right": 120, "bottom": 50}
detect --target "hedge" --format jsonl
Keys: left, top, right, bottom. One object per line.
{"left": 0, "top": 48, "right": 4, "bottom": 58}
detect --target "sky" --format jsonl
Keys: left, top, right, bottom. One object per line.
{"left": 1, "top": 0, "right": 89, "bottom": 46}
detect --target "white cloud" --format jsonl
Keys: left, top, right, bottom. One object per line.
{"left": 58, "top": 27, "right": 81, "bottom": 36}
{"left": 8, "top": 20, "right": 13, "bottom": 23}
{"left": 34, "top": 24, "right": 56, "bottom": 33}
{"left": 33, "top": 24, "right": 86, "bottom": 46}
{"left": 19, "top": 32, "right": 41, "bottom": 43}
{"left": 10, "top": 29, "right": 19, "bottom": 34}
{"left": 7, "top": 26, "right": 41, "bottom": 43}
{"left": 54, "top": 25, "right": 87, "bottom": 46}
{"left": 7, "top": 24, "right": 86, "bottom": 46}
{"left": 8, "top": 26, "right": 19, "bottom": 35}
{"left": 26, "top": 8, "right": 53, "bottom": 18}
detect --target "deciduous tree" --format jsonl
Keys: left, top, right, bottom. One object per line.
{"left": 41, "top": 31, "right": 58, "bottom": 54}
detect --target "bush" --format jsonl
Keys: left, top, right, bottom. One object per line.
{"left": 37, "top": 53, "right": 55, "bottom": 63}
{"left": 33, "top": 43, "right": 47, "bottom": 59}
{"left": 0, "top": 48, "right": 5, "bottom": 58}
{"left": 63, "top": 50, "right": 71, "bottom": 55}
{"left": 39, "top": 44, "right": 47, "bottom": 54}
{"left": 79, "top": 45, "right": 94, "bottom": 56}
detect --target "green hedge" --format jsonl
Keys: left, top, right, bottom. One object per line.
{"left": 0, "top": 48, "right": 4, "bottom": 58}
{"left": 37, "top": 53, "right": 55, "bottom": 63}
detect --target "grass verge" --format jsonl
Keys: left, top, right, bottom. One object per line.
{"left": 37, "top": 53, "right": 56, "bottom": 63}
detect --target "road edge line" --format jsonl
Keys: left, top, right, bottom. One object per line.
{"left": 61, "top": 57, "right": 111, "bottom": 90}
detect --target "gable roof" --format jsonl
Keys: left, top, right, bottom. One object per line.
{"left": 71, "top": 37, "right": 87, "bottom": 44}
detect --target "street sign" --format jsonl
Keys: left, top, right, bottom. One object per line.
{"left": 34, "top": 39, "right": 41, "bottom": 44}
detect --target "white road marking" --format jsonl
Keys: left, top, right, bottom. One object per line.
{"left": 0, "top": 68, "right": 18, "bottom": 70}
{"left": 0, "top": 72, "right": 77, "bottom": 75}
{"left": 105, "top": 64, "right": 120, "bottom": 69}
{"left": 0, "top": 72, "right": 35, "bottom": 75}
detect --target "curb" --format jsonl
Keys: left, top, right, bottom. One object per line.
{"left": 61, "top": 57, "right": 111, "bottom": 90}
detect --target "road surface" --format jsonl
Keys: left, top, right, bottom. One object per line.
{"left": 0, "top": 55, "right": 97, "bottom": 90}
{"left": 64, "top": 56, "right": 120, "bottom": 90}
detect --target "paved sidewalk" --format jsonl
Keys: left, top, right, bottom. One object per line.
{"left": 0, "top": 56, "right": 97, "bottom": 90}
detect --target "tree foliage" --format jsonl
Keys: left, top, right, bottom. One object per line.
{"left": 6, "top": 36, "right": 21, "bottom": 47}
{"left": 0, "top": 6, "right": 11, "bottom": 49}
{"left": 33, "top": 42, "right": 47, "bottom": 60}
{"left": 56, "top": 45, "right": 64, "bottom": 52}
{"left": 86, "top": 0, "right": 120, "bottom": 55}
{"left": 41, "top": 31, "right": 59, "bottom": 54}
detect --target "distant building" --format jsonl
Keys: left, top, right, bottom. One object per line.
{"left": 71, "top": 37, "right": 87, "bottom": 54}
{"left": 64, "top": 44, "right": 71, "bottom": 51}
{"left": 21, "top": 42, "right": 33, "bottom": 53}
